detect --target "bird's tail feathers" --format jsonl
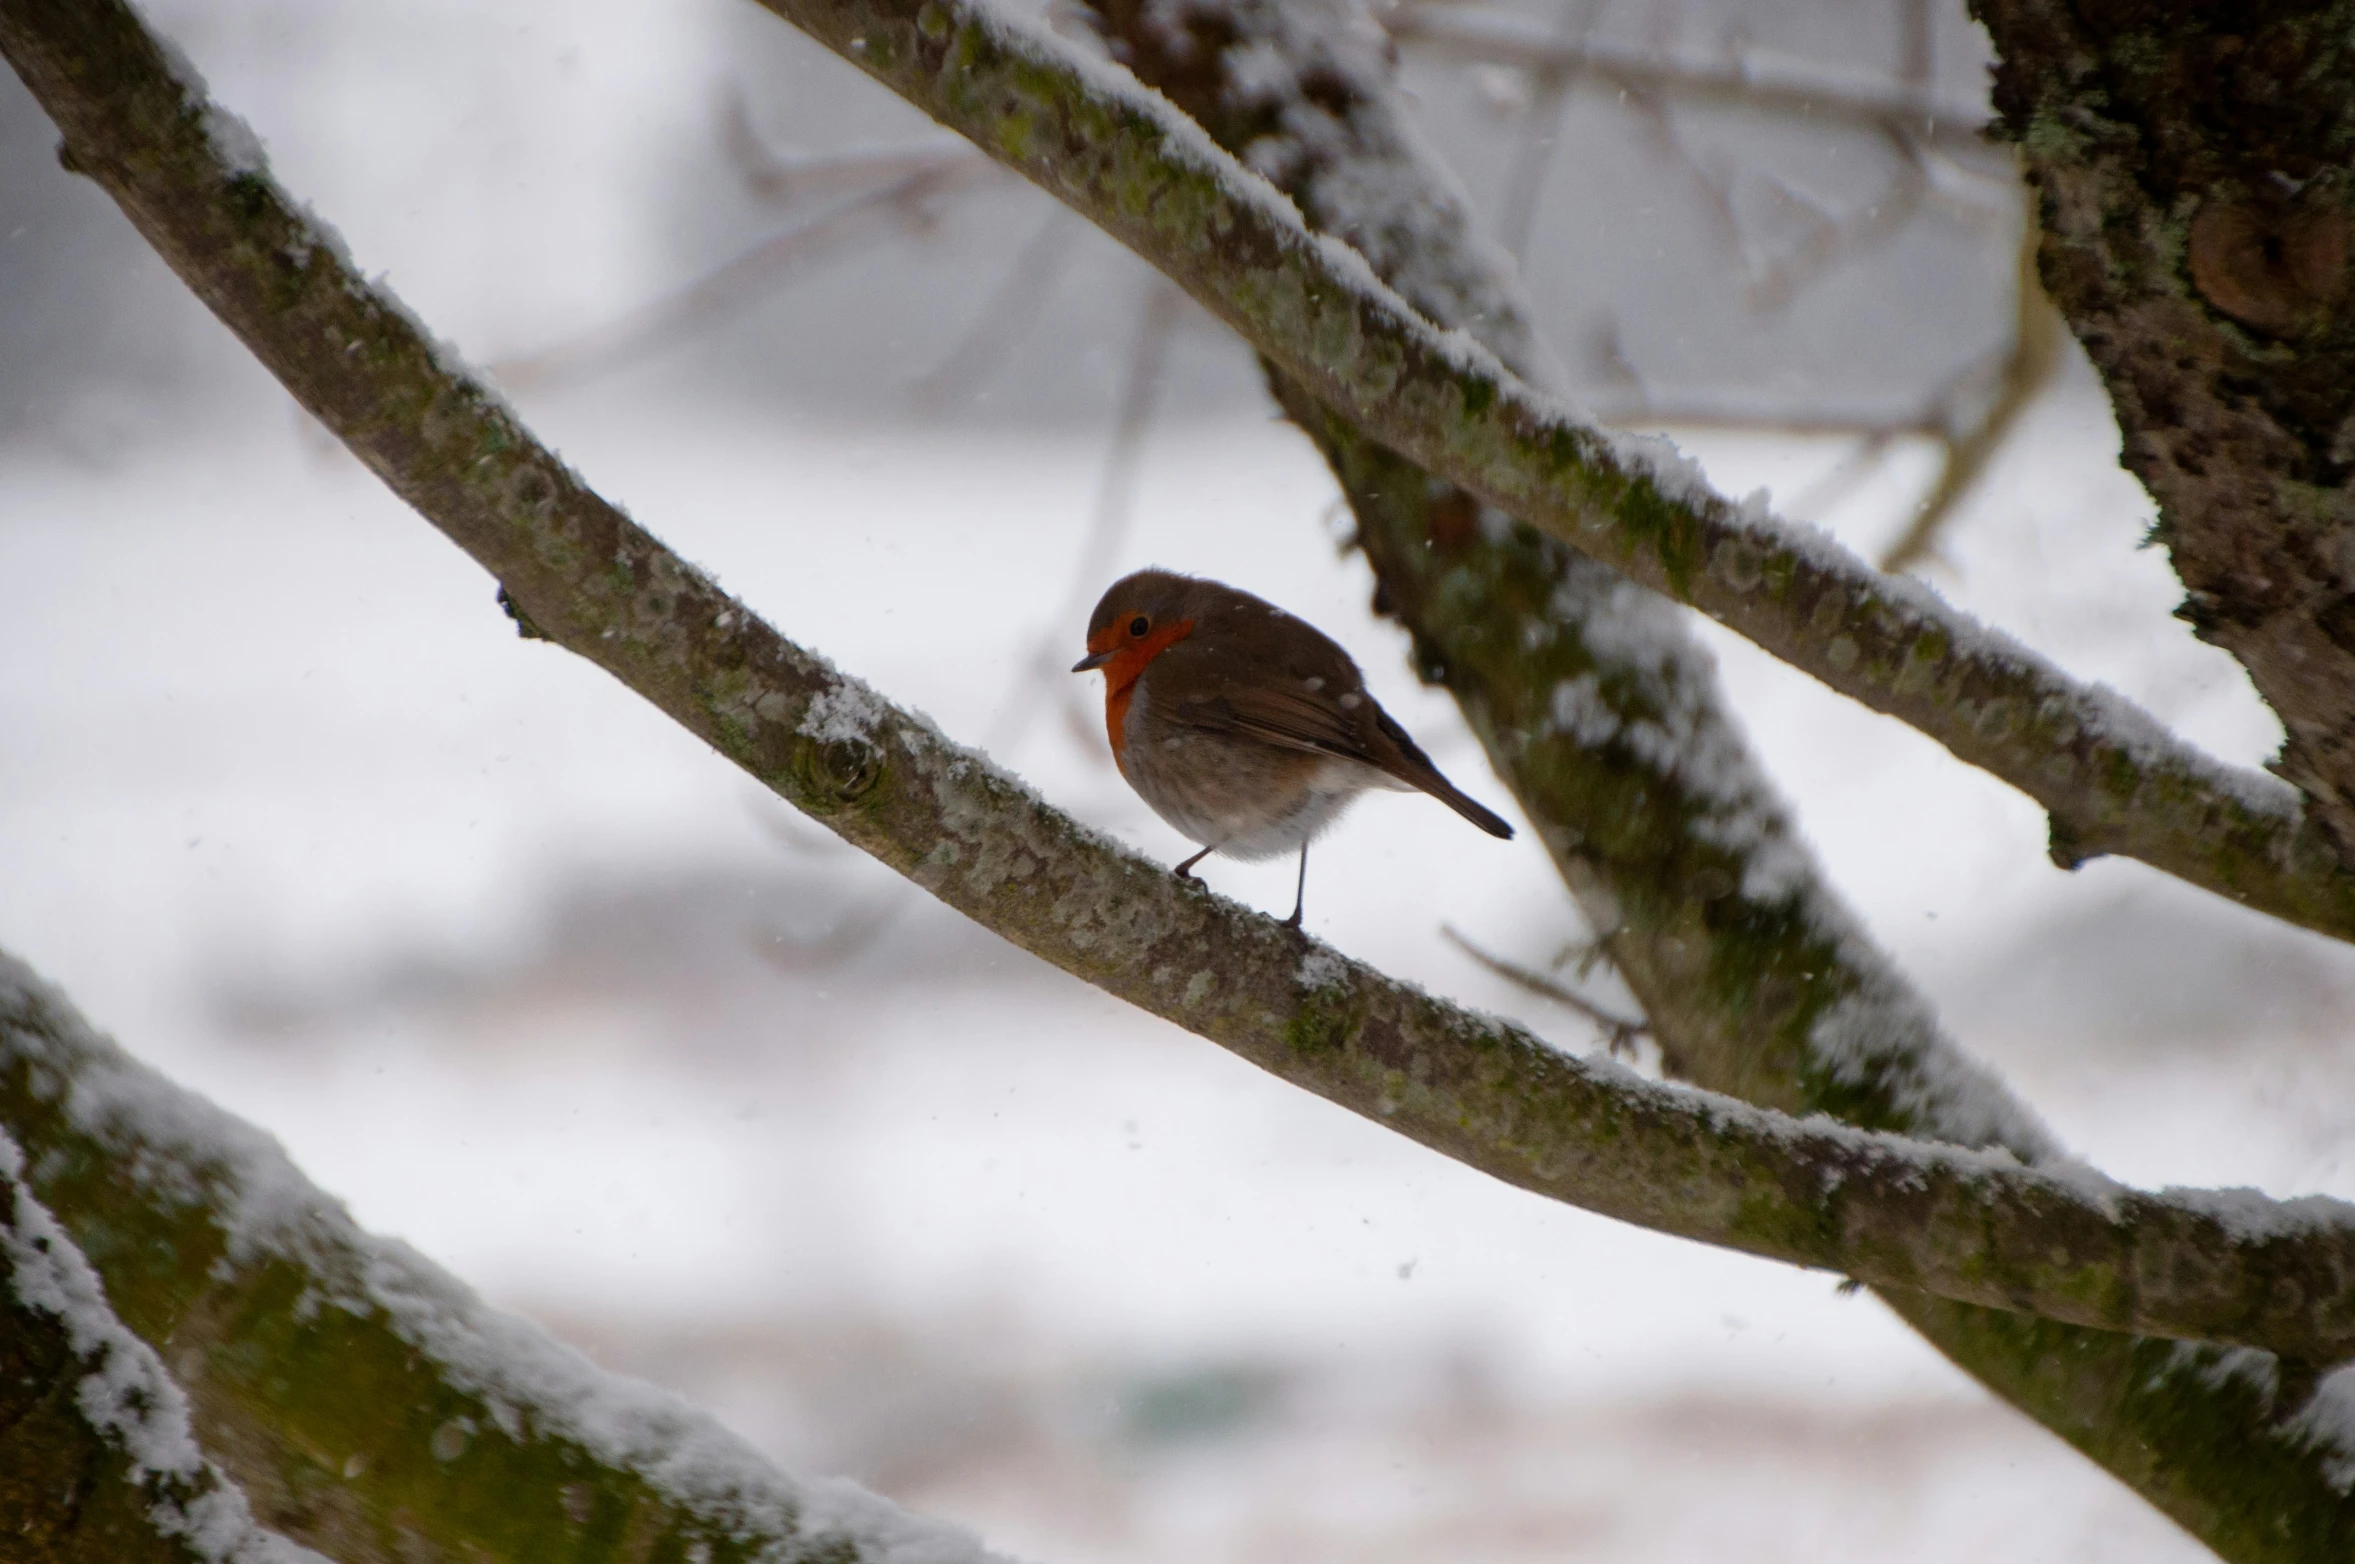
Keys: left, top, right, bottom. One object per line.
{"left": 1370, "top": 708, "right": 1514, "bottom": 839}
{"left": 1422, "top": 774, "right": 1515, "bottom": 839}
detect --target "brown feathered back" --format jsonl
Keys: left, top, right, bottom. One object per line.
{"left": 1084, "top": 571, "right": 1513, "bottom": 839}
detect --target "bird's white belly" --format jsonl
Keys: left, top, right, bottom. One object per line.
{"left": 1120, "top": 685, "right": 1402, "bottom": 861}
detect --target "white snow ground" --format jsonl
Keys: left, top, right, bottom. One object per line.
{"left": 7, "top": 0, "right": 2355, "bottom": 1558}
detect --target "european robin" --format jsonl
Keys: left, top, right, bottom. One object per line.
{"left": 1072, "top": 569, "right": 1513, "bottom": 926}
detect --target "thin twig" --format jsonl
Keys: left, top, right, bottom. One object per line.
{"left": 1787, "top": 429, "right": 1904, "bottom": 523}
{"left": 749, "top": 799, "right": 912, "bottom": 967}
{"left": 490, "top": 160, "right": 995, "bottom": 391}
{"left": 1491, "top": 0, "right": 1591, "bottom": 259}
{"left": 1621, "top": 78, "right": 1929, "bottom": 314}
{"left": 911, "top": 200, "right": 1079, "bottom": 413}
{"left": 1441, "top": 923, "right": 1647, "bottom": 1053}
{"left": 1878, "top": 217, "right": 2068, "bottom": 573}
{"left": 1387, "top": 5, "right": 1994, "bottom": 156}
{"left": 718, "top": 81, "right": 976, "bottom": 207}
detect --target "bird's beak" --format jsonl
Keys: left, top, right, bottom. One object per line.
{"left": 1071, "top": 649, "right": 1115, "bottom": 672}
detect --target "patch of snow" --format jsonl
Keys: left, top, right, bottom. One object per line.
{"left": 203, "top": 108, "right": 269, "bottom": 178}
{"left": 2287, "top": 1363, "right": 2355, "bottom": 1493}
{"left": 798, "top": 679, "right": 893, "bottom": 747}
{"left": 1807, "top": 985, "right": 2059, "bottom": 1160}
{"left": 2163, "top": 1183, "right": 2355, "bottom": 1241}
{"left": 1297, "top": 944, "right": 1351, "bottom": 990}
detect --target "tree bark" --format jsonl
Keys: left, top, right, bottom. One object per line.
{"left": 1972, "top": 0, "right": 2355, "bottom": 867}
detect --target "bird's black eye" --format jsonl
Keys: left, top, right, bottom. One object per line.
{"left": 1128, "top": 615, "right": 1151, "bottom": 637}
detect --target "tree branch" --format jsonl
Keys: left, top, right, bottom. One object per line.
{"left": 1077, "top": 0, "right": 2355, "bottom": 1549}
{"left": 702, "top": 0, "right": 2355, "bottom": 945}
{"left": 11, "top": 0, "right": 2355, "bottom": 1369}
{"left": 0, "top": 958, "right": 1005, "bottom": 1564}
{"left": 1967, "top": 0, "right": 2355, "bottom": 869}
{"left": 0, "top": 1131, "right": 317, "bottom": 1564}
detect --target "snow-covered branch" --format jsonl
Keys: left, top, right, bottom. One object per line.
{"left": 712, "top": 0, "right": 2355, "bottom": 946}
{"left": 1084, "top": 5, "right": 2355, "bottom": 1548}
{"left": 0, "top": 959, "right": 1007, "bottom": 1564}
{"left": 0, "top": 1129, "right": 321, "bottom": 1563}
{"left": 10, "top": 0, "right": 2355, "bottom": 1369}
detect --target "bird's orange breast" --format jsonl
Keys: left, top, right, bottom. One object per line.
{"left": 1098, "top": 618, "right": 1195, "bottom": 769}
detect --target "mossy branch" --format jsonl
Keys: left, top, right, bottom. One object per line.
{"left": 0, "top": 1132, "right": 319, "bottom": 1564}
{"left": 0, "top": 960, "right": 1006, "bottom": 1564}
{"left": 1081, "top": 5, "right": 2355, "bottom": 1550}
{"left": 705, "top": 0, "right": 2355, "bottom": 943}
{"left": 10, "top": 0, "right": 2355, "bottom": 1371}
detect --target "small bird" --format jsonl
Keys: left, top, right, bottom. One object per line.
{"left": 1072, "top": 569, "right": 1513, "bottom": 926}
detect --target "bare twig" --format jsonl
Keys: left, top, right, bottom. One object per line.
{"left": 911, "top": 201, "right": 1078, "bottom": 412}
{"left": 1490, "top": 0, "right": 1591, "bottom": 259}
{"left": 1441, "top": 923, "right": 1647, "bottom": 1053}
{"left": 749, "top": 799, "right": 913, "bottom": 967}
{"left": 1787, "top": 429, "right": 1905, "bottom": 522}
{"left": 1622, "top": 84, "right": 1930, "bottom": 313}
{"left": 1387, "top": 5, "right": 1994, "bottom": 156}
{"left": 1879, "top": 217, "right": 2068, "bottom": 573}
{"left": 719, "top": 82, "right": 976, "bottom": 207}
{"left": 491, "top": 158, "right": 996, "bottom": 392}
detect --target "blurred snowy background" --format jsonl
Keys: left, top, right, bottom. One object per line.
{"left": 6, "top": 0, "right": 2354, "bottom": 1559}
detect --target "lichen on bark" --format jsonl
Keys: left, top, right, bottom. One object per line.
{"left": 1972, "top": 0, "right": 2355, "bottom": 869}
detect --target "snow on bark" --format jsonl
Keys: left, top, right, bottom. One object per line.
{"left": 0, "top": 1132, "right": 327, "bottom": 1564}
{"left": 0, "top": 953, "right": 1013, "bottom": 1564}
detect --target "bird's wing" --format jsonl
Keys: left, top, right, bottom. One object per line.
{"left": 1158, "top": 657, "right": 1513, "bottom": 838}
{"left": 1164, "top": 680, "right": 1384, "bottom": 767}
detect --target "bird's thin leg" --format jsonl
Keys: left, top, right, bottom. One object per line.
{"left": 1174, "top": 842, "right": 1218, "bottom": 879}
{"left": 1285, "top": 841, "right": 1309, "bottom": 929}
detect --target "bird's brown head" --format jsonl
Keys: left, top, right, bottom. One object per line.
{"left": 1071, "top": 569, "right": 1204, "bottom": 687}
